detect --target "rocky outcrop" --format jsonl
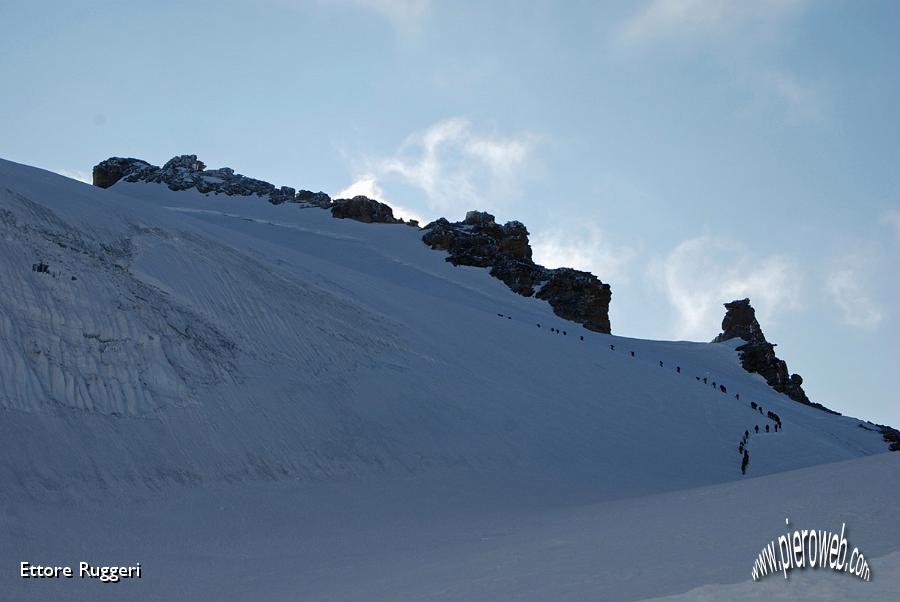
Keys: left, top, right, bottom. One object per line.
{"left": 91, "top": 156, "right": 406, "bottom": 226}
{"left": 93, "top": 155, "right": 310, "bottom": 205}
{"left": 713, "top": 299, "right": 837, "bottom": 414}
{"left": 92, "top": 157, "right": 152, "bottom": 189}
{"left": 297, "top": 190, "right": 333, "bottom": 208}
{"left": 331, "top": 196, "right": 398, "bottom": 224}
{"left": 878, "top": 424, "right": 900, "bottom": 451}
{"left": 535, "top": 269, "right": 612, "bottom": 333}
{"left": 713, "top": 298, "right": 765, "bottom": 344}
{"left": 422, "top": 211, "right": 612, "bottom": 333}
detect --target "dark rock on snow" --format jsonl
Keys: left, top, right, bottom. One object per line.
{"left": 877, "top": 424, "right": 900, "bottom": 451}
{"left": 713, "top": 298, "right": 838, "bottom": 414}
{"left": 535, "top": 269, "right": 611, "bottom": 334}
{"left": 422, "top": 211, "right": 611, "bottom": 333}
{"left": 92, "top": 157, "right": 152, "bottom": 189}
{"left": 93, "top": 155, "right": 313, "bottom": 206}
{"left": 296, "top": 189, "right": 333, "bottom": 208}
{"left": 331, "top": 196, "right": 398, "bottom": 224}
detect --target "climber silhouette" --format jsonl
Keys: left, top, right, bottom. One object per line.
{"left": 765, "top": 424, "right": 770, "bottom": 433}
{"left": 676, "top": 366, "right": 681, "bottom": 373}
{"left": 703, "top": 377, "right": 708, "bottom": 384}
{"left": 741, "top": 450, "right": 750, "bottom": 475}
{"left": 735, "top": 393, "right": 740, "bottom": 400}
{"left": 744, "top": 430, "right": 749, "bottom": 439}
{"left": 755, "top": 425, "right": 759, "bottom": 434}
{"left": 630, "top": 351, "right": 635, "bottom": 357}
{"left": 610, "top": 344, "right": 615, "bottom": 350}
{"left": 580, "top": 335, "right": 584, "bottom": 341}
{"left": 659, "top": 360, "right": 663, "bottom": 367}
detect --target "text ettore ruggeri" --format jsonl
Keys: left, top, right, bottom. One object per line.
{"left": 20, "top": 561, "right": 142, "bottom": 583}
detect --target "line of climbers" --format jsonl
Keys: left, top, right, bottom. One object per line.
{"left": 738, "top": 403, "right": 783, "bottom": 475}
{"left": 499, "top": 310, "right": 788, "bottom": 476}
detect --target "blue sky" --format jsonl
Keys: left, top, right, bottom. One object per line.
{"left": 1, "top": 0, "right": 898, "bottom": 425}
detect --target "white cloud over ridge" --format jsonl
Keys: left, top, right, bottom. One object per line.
{"left": 531, "top": 225, "right": 638, "bottom": 285}
{"left": 55, "top": 169, "right": 91, "bottom": 184}
{"left": 334, "top": 175, "right": 425, "bottom": 224}
{"left": 652, "top": 236, "right": 803, "bottom": 340}
{"left": 340, "top": 118, "right": 537, "bottom": 219}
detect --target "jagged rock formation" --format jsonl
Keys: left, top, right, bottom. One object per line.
{"left": 92, "top": 157, "right": 152, "bottom": 189}
{"left": 535, "top": 269, "right": 612, "bottom": 333}
{"left": 713, "top": 299, "right": 837, "bottom": 414}
{"left": 93, "top": 155, "right": 318, "bottom": 206}
{"left": 92, "top": 155, "right": 405, "bottom": 227}
{"left": 877, "top": 424, "right": 900, "bottom": 451}
{"left": 422, "top": 211, "right": 611, "bottom": 333}
{"left": 331, "top": 196, "right": 398, "bottom": 224}
{"left": 297, "top": 189, "right": 333, "bottom": 208}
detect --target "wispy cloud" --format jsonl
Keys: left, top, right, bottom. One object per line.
{"left": 318, "top": 0, "right": 430, "bottom": 30}
{"left": 651, "top": 236, "right": 802, "bottom": 339}
{"left": 753, "top": 68, "right": 827, "bottom": 124}
{"left": 334, "top": 175, "right": 425, "bottom": 223}
{"left": 531, "top": 225, "right": 638, "bottom": 285}
{"left": 825, "top": 253, "right": 883, "bottom": 330}
{"left": 883, "top": 210, "right": 900, "bottom": 242}
{"left": 616, "top": 0, "right": 807, "bottom": 48}
{"left": 54, "top": 169, "right": 91, "bottom": 184}
{"left": 342, "top": 118, "right": 537, "bottom": 218}
{"left": 616, "top": 0, "right": 824, "bottom": 124}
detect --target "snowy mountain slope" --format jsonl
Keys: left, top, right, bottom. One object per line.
{"left": 2, "top": 157, "right": 898, "bottom": 601}
{"left": 0, "top": 157, "right": 890, "bottom": 502}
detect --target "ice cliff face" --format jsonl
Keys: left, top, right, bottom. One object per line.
{"left": 0, "top": 188, "right": 238, "bottom": 417}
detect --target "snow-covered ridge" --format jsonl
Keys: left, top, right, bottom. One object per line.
{"left": 93, "top": 154, "right": 614, "bottom": 333}
{"left": 0, "top": 157, "right": 892, "bottom": 503}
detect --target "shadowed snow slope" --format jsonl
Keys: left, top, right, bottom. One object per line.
{"left": 1, "top": 158, "right": 896, "bottom": 600}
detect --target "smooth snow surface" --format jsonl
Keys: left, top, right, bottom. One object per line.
{"left": 1, "top": 159, "right": 897, "bottom": 600}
